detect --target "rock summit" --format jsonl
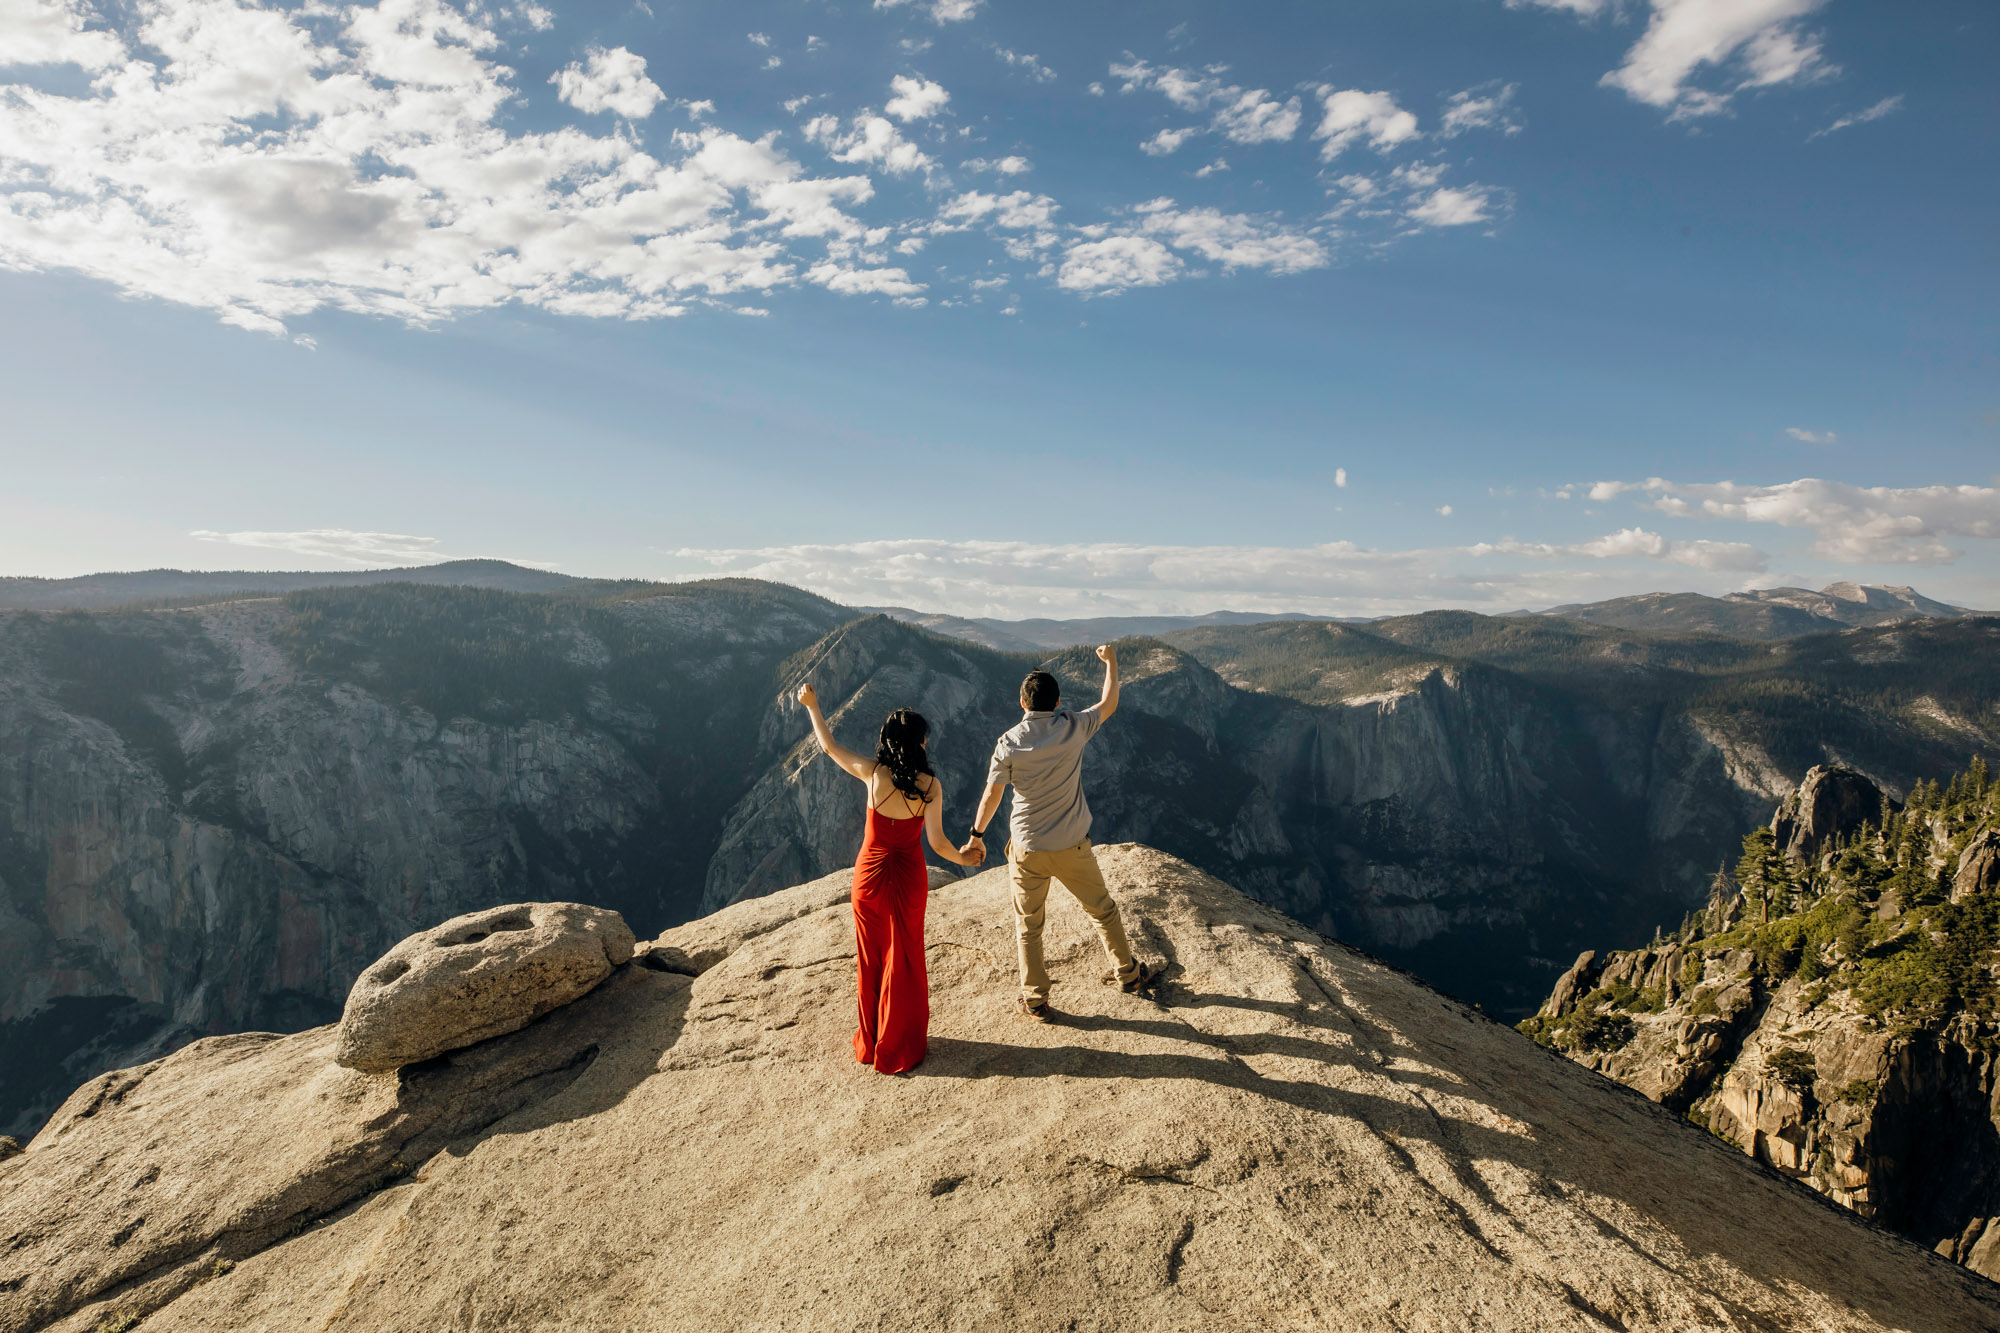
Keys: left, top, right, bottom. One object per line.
{"left": 3, "top": 847, "right": 1993, "bottom": 1332}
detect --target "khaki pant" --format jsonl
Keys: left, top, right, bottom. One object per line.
{"left": 1007, "top": 838, "right": 1138, "bottom": 1003}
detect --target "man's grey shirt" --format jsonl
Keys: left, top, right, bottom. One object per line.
{"left": 987, "top": 705, "right": 1104, "bottom": 852}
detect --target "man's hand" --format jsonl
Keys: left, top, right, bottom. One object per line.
{"left": 1096, "top": 644, "right": 1116, "bottom": 665}
{"left": 959, "top": 835, "right": 986, "bottom": 865}
{"left": 795, "top": 682, "right": 818, "bottom": 710}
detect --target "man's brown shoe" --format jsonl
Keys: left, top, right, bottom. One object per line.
{"left": 1017, "top": 996, "right": 1052, "bottom": 1023}
{"left": 1119, "top": 961, "right": 1158, "bottom": 994}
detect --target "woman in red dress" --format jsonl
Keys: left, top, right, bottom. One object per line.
{"left": 796, "top": 684, "right": 985, "bottom": 1074}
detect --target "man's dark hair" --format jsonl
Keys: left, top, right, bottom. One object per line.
{"left": 1020, "top": 670, "right": 1060, "bottom": 712}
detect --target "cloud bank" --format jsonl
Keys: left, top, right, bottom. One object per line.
{"left": 1583, "top": 478, "right": 2000, "bottom": 565}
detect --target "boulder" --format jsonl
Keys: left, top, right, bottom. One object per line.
{"left": 1773, "top": 765, "right": 1888, "bottom": 862}
{"left": 334, "top": 902, "right": 635, "bottom": 1073}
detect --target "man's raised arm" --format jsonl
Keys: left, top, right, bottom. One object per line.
{"left": 1094, "top": 643, "right": 1120, "bottom": 721}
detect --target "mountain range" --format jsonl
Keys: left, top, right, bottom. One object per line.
{"left": 2, "top": 560, "right": 1978, "bottom": 639}
{"left": 1, "top": 570, "right": 1995, "bottom": 1143}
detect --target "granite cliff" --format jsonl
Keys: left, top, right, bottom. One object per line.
{"left": 1526, "top": 759, "right": 2000, "bottom": 1278}
{"left": 5, "top": 847, "right": 1994, "bottom": 1333}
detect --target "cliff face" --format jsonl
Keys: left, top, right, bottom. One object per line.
{"left": 1527, "top": 761, "right": 2000, "bottom": 1277}
{"left": 0, "top": 584, "right": 849, "bottom": 1136}
{"left": 6, "top": 847, "right": 1995, "bottom": 1333}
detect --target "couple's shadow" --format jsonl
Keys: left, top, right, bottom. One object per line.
{"left": 912, "top": 1001, "right": 1430, "bottom": 1127}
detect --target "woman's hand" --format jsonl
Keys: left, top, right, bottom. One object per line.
{"left": 796, "top": 682, "right": 818, "bottom": 710}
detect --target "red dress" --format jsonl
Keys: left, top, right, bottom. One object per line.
{"left": 851, "top": 801, "right": 930, "bottom": 1074}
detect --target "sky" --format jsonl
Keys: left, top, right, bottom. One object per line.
{"left": 0, "top": 0, "right": 1995, "bottom": 617}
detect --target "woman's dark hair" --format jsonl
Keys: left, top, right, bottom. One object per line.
{"left": 1021, "top": 670, "right": 1060, "bottom": 712}
{"left": 876, "top": 709, "right": 934, "bottom": 804}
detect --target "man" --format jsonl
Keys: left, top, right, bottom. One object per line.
{"left": 962, "top": 645, "right": 1156, "bottom": 1021}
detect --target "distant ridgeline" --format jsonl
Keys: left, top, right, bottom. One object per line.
{"left": 1524, "top": 759, "right": 2000, "bottom": 1277}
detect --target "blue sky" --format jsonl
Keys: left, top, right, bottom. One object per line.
{"left": 0, "top": 0, "right": 1994, "bottom": 616}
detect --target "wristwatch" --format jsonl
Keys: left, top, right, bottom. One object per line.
{"left": 968, "top": 827, "right": 986, "bottom": 840}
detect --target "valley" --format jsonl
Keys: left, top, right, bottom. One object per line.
{"left": 2, "top": 573, "right": 1996, "bottom": 1144}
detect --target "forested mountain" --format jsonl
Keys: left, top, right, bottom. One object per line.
{"left": 1524, "top": 760, "right": 2000, "bottom": 1278}
{"left": 3, "top": 579, "right": 1996, "bottom": 1143}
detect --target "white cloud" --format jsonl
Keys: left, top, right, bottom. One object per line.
{"left": 1334, "top": 468, "right": 1348, "bottom": 488}
{"left": 1192, "top": 158, "right": 1228, "bottom": 178}
{"left": 665, "top": 526, "right": 1784, "bottom": 619}
{"left": 1437, "top": 505, "right": 1454, "bottom": 516}
{"left": 1810, "top": 94, "right": 1904, "bottom": 140}
{"left": 1408, "top": 186, "right": 1500, "bottom": 228}
{"left": 1785, "top": 427, "right": 1837, "bottom": 444}
{"left": 1598, "top": 0, "right": 1835, "bottom": 120}
{"left": 190, "top": 528, "right": 555, "bottom": 569}
{"left": 747, "top": 32, "right": 771, "bottom": 47}
{"left": 1140, "top": 127, "right": 1200, "bottom": 156}
{"left": 1476, "top": 527, "right": 1769, "bottom": 573}
{"left": 0, "top": 0, "right": 920, "bottom": 333}
{"left": 1111, "top": 59, "right": 1302, "bottom": 149}
{"left": 763, "top": 55, "right": 782, "bottom": 70}
{"left": 1, "top": 0, "right": 122, "bottom": 69}
{"left": 1057, "top": 236, "right": 1183, "bottom": 293}
{"left": 1131, "top": 200, "right": 1326, "bottom": 274}
{"left": 884, "top": 74, "right": 949, "bottom": 122}
{"left": 805, "top": 262, "right": 924, "bottom": 296}
{"left": 995, "top": 48, "right": 1055, "bottom": 82}
{"left": 1506, "top": 0, "right": 1610, "bottom": 13}
{"left": 1210, "top": 88, "right": 1303, "bottom": 144}
{"left": 684, "top": 99, "right": 715, "bottom": 120}
{"left": 552, "top": 45, "right": 666, "bottom": 120}
{"left": 963, "top": 155, "right": 1031, "bottom": 175}
{"left": 873, "top": 0, "right": 982, "bottom": 23}
{"left": 804, "top": 113, "right": 932, "bottom": 174}
{"left": 1440, "top": 82, "right": 1522, "bottom": 137}
{"left": 1586, "top": 477, "right": 2000, "bottom": 564}
{"left": 1312, "top": 87, "right": 1420, "bottom": 160}
{"left": 937, "top": 190, "right": 1059, "bottom": 231}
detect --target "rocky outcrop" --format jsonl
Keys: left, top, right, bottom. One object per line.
{"left": 1957, "top": 826, "right": 2000, "bottom": 901}
{"left": 1773, "top": 764, "right": 1890, "bottom": 862}
{"left": 5, "top": 847, "right": 1995, "bottom": 1332}
{"left": 1529, "top": 761, "right": 2000, "bottom": 1280}
{"left": 335, "top": 902, "right": 635, "bottom": 1072}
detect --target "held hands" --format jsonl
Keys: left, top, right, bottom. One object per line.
{"left": 957, "top": 834, "right": 987, "bottom": 867}
{"left": 795, "top": 682, "right": 818, "bottom": 710}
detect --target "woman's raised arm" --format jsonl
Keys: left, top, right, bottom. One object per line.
{"left": 796, "top": 683, "right": 874, "bottom": 781}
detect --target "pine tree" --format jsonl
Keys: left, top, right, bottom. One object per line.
{"left": 1738, "top": 827, "right": 1779, "bottom": 924}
